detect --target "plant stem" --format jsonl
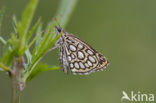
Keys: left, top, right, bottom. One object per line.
{"left": 11, "top": 76, "right": 21, "bottom": 103}
{"left": 11, "top": 56, "right": 25, "bottom": 103}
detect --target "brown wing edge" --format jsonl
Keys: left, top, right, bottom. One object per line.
{"left": 65, "top": 33, "right": 110, "bottom": 75}
{"left": 95, "top": 53, "right": 110, "bottom": 71}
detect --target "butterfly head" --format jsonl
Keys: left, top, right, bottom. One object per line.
{"left": 54, "top": 26, "right": 66, "bottom": 45}
{"left": 54, "top": 26, "right": 66, "bottom": 37}
{"left": 55, "top": 26, "right": 63, "bottom": 32}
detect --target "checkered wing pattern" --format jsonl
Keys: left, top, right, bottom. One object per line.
{"left": 55, "top": 27, "right": 109, "bottom": 75}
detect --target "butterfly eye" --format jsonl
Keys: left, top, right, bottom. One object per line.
{"left": 55, "top": 26, "right": 62, "bottom": 33}
{"left": 57, "top": 28, "right": 62, "bottom": 33}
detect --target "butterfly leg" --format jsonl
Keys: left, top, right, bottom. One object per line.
{"left": 46, "top": 35, "right": 64, "bottom": 53}
{"left": 62, "top": 51, "right": 70, "bottom": 74}
{"left": 59, "top": 46, "right": 70, "bottom": 74}
{"left": 47, "top": 46, "right": 58, "bottom": 53}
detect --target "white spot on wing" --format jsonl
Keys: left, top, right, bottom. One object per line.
{"left": 78, "top": 51, "right": 84, "bottom": 59}
{"left": 68, "top": 56, "right": 72, "bottom": 61}
{"left": 71, "top": 54, "right": 75, "bottom": 59}
{"left": 69, "top": 45, "right": 76, "bottom": 51}
{"left": 87, "top": 61, "right": 92, "bottom": 66}
{"left": 87, "top": 50, "right": 93, "bottom": 55}
{"left": 70, "top": 63, "right": 74, "bottom": 68}
{"left": 78, "top": 44, "right": 83, "bottom": 49}
{"left": 74, "top": 62, "right": 79, "bottom": 69}
{"left": 85, "top": 63, "right": 89, "bottom": 68}
{"left": 88, "top": 56, "right": 96, "bottom": 63}
{"left": 79, "top": 62, "right": 85, "bottom": 69}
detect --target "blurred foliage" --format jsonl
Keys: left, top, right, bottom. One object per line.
{"left": 27, "top": 63, "right": 60, "bottom": 82}
{"left": 0, "top": 1, "right": 79, "bottom": 94}
{"left": 0, "top": 0, "right": 62, "bottom": 86}
{"left": 0, "top": 1, "right": 80, "bottom": 103}
{"left": 0, "top": 0, "right": 156, "bottom": 103}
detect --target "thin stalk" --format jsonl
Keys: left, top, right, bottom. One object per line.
{"left": 11, "top": 56, "right": 25, "bottom": 103}
{"left": 11, "top": 76, "right": 21, "bottom": 103}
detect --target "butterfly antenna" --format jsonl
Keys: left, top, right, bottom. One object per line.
{"left": 52, "top": 16, "right": 61, "bottom": 27}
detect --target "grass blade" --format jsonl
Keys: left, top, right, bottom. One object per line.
{"left": 17, "top": 0, "right": 39, "bottom": 52}
{"left": 26, "top": 17, "right": 41, "bottom": 44}
{"left": 26, "top": 63, "right": 60, "bottom": 82}
{"left": 0, "top": 36, "right": 6, "bottom": 45}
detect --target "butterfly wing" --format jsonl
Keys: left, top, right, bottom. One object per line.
{"left": 61, "top": 33, "right": 109, "bottom": 75}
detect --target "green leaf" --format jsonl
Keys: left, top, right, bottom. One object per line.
{"left": 21, "top": 0, "right": 78, "bottom": 85}
{"left": 32, "top": 34, "right": 42, "bottom": 57}
{"left": 0, "top": 63, "right": 11, "bottom": 72}
{"left": 25, "top": 49, "right": 32, "bottom": 66}
{"left": 26, "top": 17, "right": 41, "bottom": 44}
{"left": 0, "top": 39, "right": 13, "bottom": 65}
{"left": 1, "top": 50, "right": 15, "bottom": 66}
{"left": 35, "top": 23, "right": 43, "bottom": 48}
{"left": 31, "top": 23, "right": 43, "bottom": 57}
{"left": 36, "top": 23, "right": 54, "bottom": 55}
{"left": 8, "top": 33, "right": 19, "bottom": 50}
{"left": 2, "top": 41, "right": 12, "bottom": 56}
{"left": 26, "top": 63, "right": 60, "bottom": 82}
{"left": 17, "top": 0, "right": 39, "bottom": 54}
{"left": 27, "top": 31, "right": 42, "bottom": 50}
{"left": 0, "top": 36, "right": 6, "bottom": 45}
{"left": 12, "top": 15, "right": 18, "bottom": 33}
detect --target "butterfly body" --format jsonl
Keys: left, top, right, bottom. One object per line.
{"left": 55, "top": 27, "right": 109, "bottom": 75}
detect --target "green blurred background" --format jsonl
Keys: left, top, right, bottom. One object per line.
{"left": 0, "top": 0, "right": 156, "bottom": 103}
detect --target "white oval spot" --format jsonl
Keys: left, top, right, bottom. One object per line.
{"left": 74, "top": 62, "right": 79, "bottom": 69}
{"left": 70, "top": 63, "right": 74, "bottom": 68}
{"left": 85, "top": 63, "right": 89, "bottom": 68}
{"left": 69, "top": 45, "right": 76, "bottom": 51}
{"left": 78, "top": 44, "right": 83, "bottom": 49}
{"left": 88, "top": 56, "right": 96, "bottom": 63}
{"left": 71, "top": 54, "right": 75, "bottom": 59}
{"left": 87, "top": 50, "right": 93, "bottom": 55}
{"left": 79, "top": 62, "right": 85, "bottom": 69}
{"left": 87, "top": 61, "right": 92, "bottom": 66}
{"left": 78, "top": 51, "right": 84, "bottom": 59}
{"left": 68, "top": 56, "right": 72, "bottom": 61}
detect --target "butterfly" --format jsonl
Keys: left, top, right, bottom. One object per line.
{"left": 54, "top": 26, "right": 109, "bottom": 75}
